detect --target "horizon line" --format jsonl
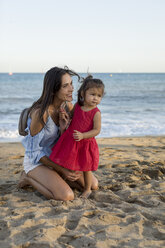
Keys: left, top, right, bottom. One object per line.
{"left": 1, "top": 71, "right": 165, "bottom": 74}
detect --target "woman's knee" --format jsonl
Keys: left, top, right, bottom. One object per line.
{"left": 92, "top": 177, "right": 98, "bottom": 190}
{"left": 63, "top": 190, "right": 74, "bottom": 201}
{"left": 53, "top": 189, "right": 74, "bottom": 201}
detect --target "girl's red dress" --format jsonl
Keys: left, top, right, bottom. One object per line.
{"left": 49, "top": 103, "right": 100, "bottom": 171}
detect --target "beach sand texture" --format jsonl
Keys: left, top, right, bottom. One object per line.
{"left": 0, "top": 136, "right": 165, "bottom": 248}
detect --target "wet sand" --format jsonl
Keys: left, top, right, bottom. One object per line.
{"left": 0, "top": 136, "right": 165, "bottom": 247}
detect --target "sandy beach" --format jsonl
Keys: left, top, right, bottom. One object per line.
{"left": 0, "top": 136, "right": 165, "bottom": 248}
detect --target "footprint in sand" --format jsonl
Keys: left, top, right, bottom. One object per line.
{"left": 83, "top": 210, "right": 99, "bottom": 219}
{"left": 20, "top": 242, "right": 51, "bottom": 248}
{"left": 0, "top": 183, "right": 16, "bottom": 195}
{"left": 0, "top": 220, "right": 10, "bottom": 241}
{"left": 12, "top": 224, "right": 46, "bottom": 245}
{"left": 142, "top": 168, "right": 163, "bottom": 179}
{"left": 142, "top": 220, "right": 165, "bottom": 241}
{"left": 92, "top": 191, "right": 122, "bottom": 205}
{"left": 0, "top": 195, "right": 8, "bottom": 206}
{"left": 65, "top": 211, "right": 82, "bottom": 230}
{"left": 10, "top": 213, "right": 35, "bottom": 228}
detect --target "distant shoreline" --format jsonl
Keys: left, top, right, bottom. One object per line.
{"left": 1, "top": 72, "right": 165, "bottom": 74}
{"left": 0, "top": 135, "right": 165, "bottom": 144}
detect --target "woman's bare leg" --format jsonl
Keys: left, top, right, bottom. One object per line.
{"left": 19, "top": 165, "right": 74, "bottom": 201}
{"left": 18, "top": 169, "right": 98, "bottom": 199}
{"left": 18, "top": 171, "right": 29, "bottom": 188}
{"left": 18, "top": 171, "right": 54, "bottom": 199}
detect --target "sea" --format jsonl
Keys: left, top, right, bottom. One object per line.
{"left": 0, "top": 73, "right": 165, "bottom": 142}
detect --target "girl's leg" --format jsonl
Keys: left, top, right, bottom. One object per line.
{"left": 76, "top": 172, "right": 98, "bottom": 190}
{"left": 81, "top": 171, "right": 92, "bottom": 198}
{"left": 19, "top": 165, "right": 74, "bottom": 201}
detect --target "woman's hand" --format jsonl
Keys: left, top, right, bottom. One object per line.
{"left": 61, "top": 167, "right": 82, "bottom": 181}
{"left": 59, "top": 103, "right": 70, "bottom": 134}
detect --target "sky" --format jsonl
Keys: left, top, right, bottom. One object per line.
{"left": 0, "top": 0, "right": 165, "bottom": 73}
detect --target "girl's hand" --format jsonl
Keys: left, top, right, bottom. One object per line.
{"left": 62, "top": 168, "right": 82, "bottom": 181}
{"left": 73, "top": 130, "right": 84, "bottom": 141}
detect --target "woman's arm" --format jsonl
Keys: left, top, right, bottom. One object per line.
{"left": 39, "top": 156, "right": 81, "bottom": 181}
{"left": 73, "top": 111, "right": 101, "bottom": 141}
{"left": 30, "top": 108, "right": 81, "bottom": 181}
{"left": 30, "top": 108, "right": 47, "bottom": 136}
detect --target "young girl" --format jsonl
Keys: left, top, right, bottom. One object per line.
{"left": 49, "top": 76, "right": 105, "bottom": 198}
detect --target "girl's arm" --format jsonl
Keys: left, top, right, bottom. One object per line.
{"left": 73, "top": 111, "right": 101, "bottom": 141}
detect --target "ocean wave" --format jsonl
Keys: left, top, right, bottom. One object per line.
{"left": 1, "top": 122, "right": 165, "bottom": 142}
{"left": 0, "top": 97, "right": 34, "bottom": 103}
{"left": 99, "top": 121, "right": 165, "bottom": 138}
{"left": 0, "top": 129, "right": 21, "bottom": 142}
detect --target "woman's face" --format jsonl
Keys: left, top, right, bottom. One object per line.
{"left": 56, "top": 73, "right": 74, "bottom": 102}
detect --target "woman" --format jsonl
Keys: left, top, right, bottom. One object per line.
{"left": 18, "top": 66, "right": 98, "bottom": 201}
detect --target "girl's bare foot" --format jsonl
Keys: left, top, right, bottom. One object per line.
{"left": 17, "top": 171, "right": 29, "bottom": 188}
{"left": 80, "top": 190, "right": 92, "bottom": 199}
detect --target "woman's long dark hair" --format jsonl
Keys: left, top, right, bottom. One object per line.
{"left": 78, "top": 75, "right": 105, "bottom": 106}
{"left": 29, "top": 66, "right": 80, "bottom": 124}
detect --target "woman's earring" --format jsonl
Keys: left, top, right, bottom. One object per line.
{"left": 80, "top": 96, "right": 84, "bottom": 102}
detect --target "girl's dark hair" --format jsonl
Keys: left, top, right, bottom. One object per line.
{"left": 78, "top": 75, "right": 105, "bottom": 106}
{"left": 29, "top": 66, "right": 80, "bottom": 124}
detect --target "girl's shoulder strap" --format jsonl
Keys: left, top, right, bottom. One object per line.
{"left": 93, "top": 106, "right": 100, "bottom": 114}
{"left": 91, "top": 106, "right": 100, "bottom": 120}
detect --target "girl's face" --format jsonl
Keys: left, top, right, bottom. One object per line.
{"left": 84, "top": 87, "right": 103, "bottom": 107}
{"left": 56, "top": 73, "right": 74, "bottom": 102}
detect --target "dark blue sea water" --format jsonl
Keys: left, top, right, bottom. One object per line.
{"left": 0, "top": 73, "right": 165, "bottom": 142}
